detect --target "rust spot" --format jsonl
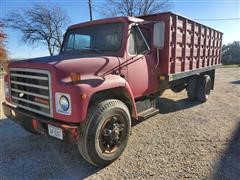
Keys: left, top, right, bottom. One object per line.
{"left": 35, "top": 97, "right": 49, "bottom": 105}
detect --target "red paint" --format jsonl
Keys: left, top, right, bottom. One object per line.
{"left": 140, "top": 12, "right": 223, "bottom": 74}
{"left": 31, "top": 119, "right": 39, "bottom": 129}
{"left": 4, "top": 12, "right": 222, "bottom": 124}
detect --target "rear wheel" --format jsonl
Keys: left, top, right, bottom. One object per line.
{"left": 78, "top": 99, "right": 131, "bottom": 167}
{"left": 196, "top": 75, "right": 212, "bottom": 102}
{"left": 171, "top": 83, "right": 186, "bottom": 93}
{"left": 186, "top": 75, "right": 199, "bottom": 100}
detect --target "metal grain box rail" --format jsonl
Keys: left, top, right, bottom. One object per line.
{"left": 141, "top": 12, "right": 223, "bottom": 79}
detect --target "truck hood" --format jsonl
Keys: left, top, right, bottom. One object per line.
{"left": 9, "top": 53, "right": 122, "bottom": 82}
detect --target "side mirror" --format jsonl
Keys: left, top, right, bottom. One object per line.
{"left": 153, "top": 22, "right": 165, "bottom": 49}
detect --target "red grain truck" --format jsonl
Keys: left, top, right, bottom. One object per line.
{"left": 2, "top": 12, "right": 223, "bottom": 167}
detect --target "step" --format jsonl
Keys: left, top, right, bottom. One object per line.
{"left": 138, "top": 107, "right": 159, "bottom": 121}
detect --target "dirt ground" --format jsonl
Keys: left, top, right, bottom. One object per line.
{"left": 0, "top": 67, "right": 239, "bottom": 179}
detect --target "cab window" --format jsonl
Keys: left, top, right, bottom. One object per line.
{"left": 66, "top": 34, "right": 91, "bottom": 50}
{"left": 128, "top": 26, "right": 151, "bottom": 55}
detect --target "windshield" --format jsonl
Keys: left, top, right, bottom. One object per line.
{"left": 62, "top": 23, "right": 123, "bottom": 53}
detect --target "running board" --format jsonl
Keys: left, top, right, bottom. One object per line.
{"left": 138, "top": 108, "right": 159, "bottom": 120}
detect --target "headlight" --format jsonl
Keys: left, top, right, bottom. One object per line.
{"left": 4, "top": 82, "right": 9, "bottom": 97}
{"left": 55, "top": 93, "right": 71, "bottom": 115}
{"left": 59, "top": 95, "right": 69, "bottom": 111}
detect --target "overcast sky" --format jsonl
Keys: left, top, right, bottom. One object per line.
{"left": 0, "top": 0, "right": 239, "bottom": 59}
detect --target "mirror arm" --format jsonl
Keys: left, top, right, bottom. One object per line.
{"left": 155, "top": 49, "right": 160, "bottom": 69}
{"left": 136, "top": 25, "right": 151, "bottom": 51}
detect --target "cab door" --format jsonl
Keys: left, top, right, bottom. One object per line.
{"left": 126, "top": 25, "right": 158, "bottom": 98}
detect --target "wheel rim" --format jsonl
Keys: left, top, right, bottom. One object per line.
{"left": 99, "top": 115, "right": 127, "bottom": 154}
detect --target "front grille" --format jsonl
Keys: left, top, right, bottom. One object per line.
{"left": 9, "top": 68, "right": 52, "bottom": 117}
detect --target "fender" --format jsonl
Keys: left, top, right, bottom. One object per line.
{"left": 75, "top": 74, "right": 138, "bottom": 122}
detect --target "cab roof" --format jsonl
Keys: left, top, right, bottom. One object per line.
{"left": 68, "top": 16, "right": 144, "bottom": 30}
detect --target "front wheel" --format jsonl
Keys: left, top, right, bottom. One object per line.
{"left": 78, "top": 99, "right": 131, "bottom": 167}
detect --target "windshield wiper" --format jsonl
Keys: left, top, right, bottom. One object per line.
{"left": 83, "top": 47, "right": 103, "bottom": 54}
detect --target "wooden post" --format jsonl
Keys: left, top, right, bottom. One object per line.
{"left": 88, "top": 0, "right": 93, "bottom": 21}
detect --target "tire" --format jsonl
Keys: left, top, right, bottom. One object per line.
{"left": 186, "top": 75, "right": 199, "bottom": 100}
{"left": 196, "top": 75, "right": 212, "bottom": 102}
{"left": 171, "top": 83, "right": 186, "bottom": 93}
{"left": 78, "top": 99, "right": 131, "bottom": 167}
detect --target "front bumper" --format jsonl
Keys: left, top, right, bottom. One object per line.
{"left": 2, "top": 102, "right": 80, "bottom": 143}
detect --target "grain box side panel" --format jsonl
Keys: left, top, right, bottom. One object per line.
{"left": 140, "top": 12, "right": 223, "bottom": 76}
{"left": 158, "top": 14, "right": 171, "bottom": 75}
{"left": 141, "top": 13, "right": 171, "bottom": 75}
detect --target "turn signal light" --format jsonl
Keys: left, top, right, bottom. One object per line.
{"left": 70, "top": 72, "right": 81, "bottom": 83}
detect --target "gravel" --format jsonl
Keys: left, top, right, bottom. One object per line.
{"left": 0, "top": 67, "right": 240, "bottom": 179}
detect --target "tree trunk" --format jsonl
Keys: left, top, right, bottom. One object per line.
{"left": 47, "top": 43, "right": 53, "bottom": 56}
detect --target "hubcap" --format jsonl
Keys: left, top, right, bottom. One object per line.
{"left": 99, "top": 115, "right": 126, "bottom": 154}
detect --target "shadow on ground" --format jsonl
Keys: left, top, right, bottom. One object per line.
{"left": 213, "top": 121, "right": 240, "bottom": 179}
{"left": 230, "top": 80, "right": 240, "bottom": 85}
{"left": 0, "top": 118, "right": 101, "bottom": 179}
{"left": 0, "top": 97, "right": 201, "bottom": 178}
{"left": 157, "top": 97, "right": 201, "bottom": 114}
{"left": 132, "top": 97, "right": 201, "bottom": 126}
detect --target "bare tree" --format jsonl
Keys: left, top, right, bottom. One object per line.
{"left": 0, "top": 21, "right": 8, "bottom": 72}
{"left": 96, "top": 0, "right": 172, "bottom": 17}
{"left": 4, "top": 4, "right": 69, "bottom": 56}
{"left": 0, "top": 21, "right": 8, "bottom": 60}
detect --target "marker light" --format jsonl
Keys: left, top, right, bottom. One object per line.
{"left": 70, "top": 72, "right": 81, "bottom": 83}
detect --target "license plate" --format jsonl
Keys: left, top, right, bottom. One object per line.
{"left": 48, "top": 124, "right": 63, "bottom": 140}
